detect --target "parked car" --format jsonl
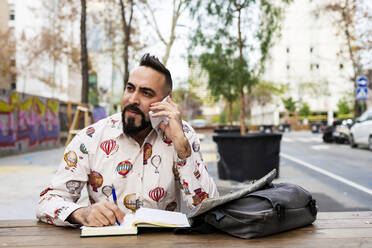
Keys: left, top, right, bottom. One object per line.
{"left": 322, "top": 120, "right": 342, "bottom": 143}
{"left": 322, "top": 119, "right": 353, "bottom": 144}
{"left": 349, "top": 110, "right": 372, "bottom": 150}
{"left": 311, "top": 121, "right": 326, "bottom": 133}
{"left": 333, "top": 119, "right": 353, "bottom": 144}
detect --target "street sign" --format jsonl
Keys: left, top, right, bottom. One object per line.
{"left": 356, "top": 87, "right": 368, "bottom": 100}
{"left": 357, "top": 76, "right": 368, "bottom": 87}
{"left": 356, "top": 76, "right": 369, "bottom": 101}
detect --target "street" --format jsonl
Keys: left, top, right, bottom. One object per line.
{"left": 0, "top": 130, "right": 371, "bottom": 220}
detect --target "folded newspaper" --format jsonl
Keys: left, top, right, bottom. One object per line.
{"left": 187, "top": 169, "right": 277, "bottom": 218}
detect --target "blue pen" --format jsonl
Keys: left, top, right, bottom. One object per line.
{"left": 111, "top": 184, "right": 121, "bottom": 226}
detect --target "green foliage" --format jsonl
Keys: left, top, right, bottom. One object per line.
{"left": 299, "top": 102, "right": 311, "bottom": 116}
{"left": 282, "top": 97, "right": 297, "bottom": 113}
{"left": 171, "top": 87, "right": 203, "bottom": 120}
{"left": 189, "top": 0, "right": 291, "bottom": 132}
{"left": 219, "top": 99, "right": 240, "bottom": 124}
{"left": 337, "top": 98, "right": 351, "bottom": 115}
{"left": 251, "top": 80, "right": 286, "bottom": 106}
{"left": 88, "top": 87, "right": 99, "bottom": 107}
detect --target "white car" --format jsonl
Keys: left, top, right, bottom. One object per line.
{"left": 349, "top": 109, "right": 372, "bottom": 150}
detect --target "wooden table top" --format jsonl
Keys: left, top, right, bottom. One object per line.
{"left": 1, "top": 212, "right": 371, "bottom": 248}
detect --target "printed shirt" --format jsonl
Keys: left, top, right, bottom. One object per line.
{"left": 36, "top": 113, "right": 219, "bottom": 226}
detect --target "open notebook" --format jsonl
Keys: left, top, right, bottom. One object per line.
{"left": 80, "top": 207, "right": 190, "bottom": 237}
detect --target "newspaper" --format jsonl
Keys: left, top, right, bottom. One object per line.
{"left": 187, "top": 169, "right": 277, "bottom": 218}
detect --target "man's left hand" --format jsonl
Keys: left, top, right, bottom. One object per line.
{"left": 149, "top": 97, "right": 191, "bottom": 159}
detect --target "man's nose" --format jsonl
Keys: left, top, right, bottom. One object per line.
{"left": 128, "top": 92, "right": 140, "bottom": 105}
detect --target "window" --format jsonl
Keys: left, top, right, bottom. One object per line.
{"left": 10, "top": 74, "right": 16, "bottom": 90}
{"left": 286, "top": 47, "right": 290, "bottom": 53}
{"left": 310, "top": 47, "right": 313, "bottom": 53}
{"left": 310, "top": 64, "right": 313, "bottom": 71}
{"left": 339, "top": 63, "right": 344, "bottom": 70}
{"left": 315, "top": 64, "right": 319, "bottom": 69}
{"left": 10, "top": 59, "right": 16, "bottom": 67}
{"left": 9, "top": 4, "right": 15, "bottom": 21}
{"left": 286, "top": 64, "right": 290, "bottom": 70}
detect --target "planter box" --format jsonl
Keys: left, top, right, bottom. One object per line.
{"left": 214, "top": 126, "right": 249, "bottom": 134}
{"left": 213, "top": 133, "right": 282, "bottom": 181}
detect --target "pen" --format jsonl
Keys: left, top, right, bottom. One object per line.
{"left": 111, "top": 184, "right": 121, "bottom": 226}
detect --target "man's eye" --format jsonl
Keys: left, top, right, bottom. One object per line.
{"left": 126, "top": 86, "right": 134, "bottom": 91}
{"left": 143, "top": 91, "right": 152, "bottom": 97}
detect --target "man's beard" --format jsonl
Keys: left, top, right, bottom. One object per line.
{"left": 122, "top": 104, "right": 151, "bottom": 136}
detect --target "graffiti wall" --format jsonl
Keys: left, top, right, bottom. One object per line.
{"left": 0, "top": 92, "right": 60, "bottom": 156}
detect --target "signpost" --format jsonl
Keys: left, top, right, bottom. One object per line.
{"left": 356, "top": 76, "right": 369, "bottom": 113}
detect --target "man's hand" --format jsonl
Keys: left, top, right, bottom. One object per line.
{"left": 68, "top": 201, "right": 125, "bottom": 227}
{"left": 150, "top": 97, "right": 191, "bottom": 159}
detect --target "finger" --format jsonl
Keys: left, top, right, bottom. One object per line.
{"left": 158, "top": 122, "right": 166, "bottom": 132}
{"left": 104, "top": 202, "right": 126, "bottom": 224}
{"left": 150, "top": 102, "right": 172, "bottom": 111}
{"left": 151, "top": 110, "right": 171, "bottom": 118}
{"left": 94, "top": 211, "right": 111, "bottom": 226}
{"left": 96, "top": 203, "right": 117, "bottom": 225}
{"left": 88, "top": 207, "right": 110, "bottom": 226}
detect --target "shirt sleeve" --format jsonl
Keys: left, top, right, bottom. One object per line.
{"left": 36, "top": 132, "right": 90, "bottom": 227}
{"left": 174, "top": 122, "right": 219, "bottom": 210}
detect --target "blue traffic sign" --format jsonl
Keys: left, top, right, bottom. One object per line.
{"left": 357, "top": 76, "right": 369, "bottom": 87}
{"left": 356, "top": 87, "right": 368, "bottom": 100}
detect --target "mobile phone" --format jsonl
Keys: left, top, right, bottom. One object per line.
{"left": 149, "top": 96, "right": 170, "bottom": 128}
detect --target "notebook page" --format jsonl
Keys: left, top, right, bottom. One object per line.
{"left": 134, "top": 208, "right": 190, "bottom": 227}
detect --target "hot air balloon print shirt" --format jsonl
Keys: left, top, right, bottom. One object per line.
{"left": 37, "top": 113, "right": 219, "bottom": 226}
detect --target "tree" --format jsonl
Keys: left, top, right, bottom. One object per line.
{"left": 80, "top": 0, "right": 89, "bottom": 103}
{"left": 190, "top": 0, "right": 291, "bottom": 134}
{"left": 0, "top": 30, "right": 16, "bottom": 87}
{"left": 138, "top": 0, "right": 191, "bottom": 66}
{"left": 299, "top": 102, "right": 311, "bottom": 117}
{"left": 337, "top": 97, "right": 351, "bottom": 115}
{"left": 197, "top": 50, "right": 239, "bottom": 127}
{"left": 171, "top": 86, "right": 202, "bottom": 120}
{"left": 246, "top": 81, "right": 286, "bottom": 117}
{"left": 282, "top": 97, "right": 297, "bottom": 115}
{"left": 119, "top": 0, "right": 134, "bottom": 85}
{"left": 321, "top": 0, "right": 372, "bottom": 116}
{"left": 19, "top": 0, "right": 80, "bottom": 96}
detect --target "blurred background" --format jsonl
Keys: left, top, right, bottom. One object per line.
{"left": 0, "top": 0, "right": 371, "bottom": 219}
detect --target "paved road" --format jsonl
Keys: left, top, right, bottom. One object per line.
{"left": 0, "top": 131, "right": 371, "bottom": 220}
{"left": 279, "top": 131, "right": 372, "bottom": 211}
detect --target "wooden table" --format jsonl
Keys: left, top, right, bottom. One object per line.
{"left": 1, "top": 212, "right": 371, "bottom": 248}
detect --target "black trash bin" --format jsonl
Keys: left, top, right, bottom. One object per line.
{"left": 213, "top": 133, "right": 282, "bottom": 181}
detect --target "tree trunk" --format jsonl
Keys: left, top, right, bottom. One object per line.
{"left": 228, "top": 101, "right": 233, "bottom": 127}
{"left": 342, "top": 0, "right": 360, "bottom": 116}
{"left": 80, "top": 0, "right": 89, "bottom": 104}
{"left": 162, "top": 0, "right": 182, "bottom": 66}
{"left": 119, "top": 0, "right": 133, "bottom": 85}
{"left": 237, "top": 7, "right": 246, "bottom": 135}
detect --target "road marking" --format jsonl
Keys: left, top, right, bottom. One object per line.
{"left": 282, "top": 137, "right": 294, "bottom": 142}
{"left": 310, "top": 137, "right": 323, "bottom": 142}
{"left": 297, "top": 138, "right": 311, "bottom": 143}
{"left": 311, "top": 145, "right": 329, "bottom": 150}
{"left": 280, "top": 153, "right": 372, "bottom": 196}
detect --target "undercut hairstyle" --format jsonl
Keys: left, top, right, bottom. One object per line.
{"left": 139, "top": 53, "right": 173, "bottom": 93}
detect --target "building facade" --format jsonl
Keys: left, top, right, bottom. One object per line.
{"left": 251, "top": 0, "right": 355, "bottom": 125}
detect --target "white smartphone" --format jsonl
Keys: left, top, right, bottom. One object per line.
{"left": 149, "top": 96, "right": 170, "bottom": 128}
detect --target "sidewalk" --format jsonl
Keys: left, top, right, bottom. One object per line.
{"left": 0, "top": 133, "right": 368, "bottom": 220}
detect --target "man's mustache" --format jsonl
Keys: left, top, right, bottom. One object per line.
{"left": 123, "top": 104, "right": 144, "bottom": 115}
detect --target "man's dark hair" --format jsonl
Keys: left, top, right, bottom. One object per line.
{"left": 139, "top": 53, "right": 173, "bottom": 93}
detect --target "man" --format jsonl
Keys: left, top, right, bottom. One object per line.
{"left": 37, "top": 54, "right": 219, "bottom": 227}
